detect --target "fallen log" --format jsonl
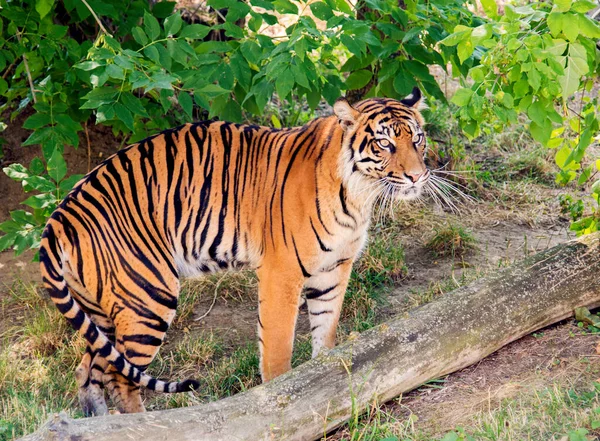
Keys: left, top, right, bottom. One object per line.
{"left": 21, "top": 233, "right": 600, "bottom": 441}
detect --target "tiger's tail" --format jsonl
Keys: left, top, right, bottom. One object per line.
{"left": 39, "top": 224, "right": 200, "bottom": 394}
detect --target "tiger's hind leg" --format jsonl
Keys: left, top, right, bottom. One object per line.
{"left": 75, "top": 314, "right": 114, "bottom": 416}
{"left": 75, "top": 347, "right": 108, "bottom": 416}
{"left": 102, "top": 278, "right": 180, "bottom": 414}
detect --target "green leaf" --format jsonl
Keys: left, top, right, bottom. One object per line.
{"left": 291, "top": 63, "right": 310, "bottom": 88}
{"left": 178, "top": 92, "right": 193, "bottom": 119}
{"left": 0, "top": 220, "right": 21, "bottom": 234}
{"left": 457, "top": 39, "right": 474, "bottom": 63}
{"left": 230, "top": 53, "right": 252, "bottom": 90}
{"left": 0, "top": 233, "right": 16, "bottom": 252}
{"left": 75, "top": 61, "right": 103, "bottom": 71}
{"left": 341, "top": 34, "right": 365, "bottom": 57}
{"left": 559, "top": 43, "right": 589, "bottom": 98}
{"left": 480, "top": 0, "right": 498, "bottom": 19}
{"left": 3, "top": 164, "right": 29, "bottom": 182}
{"left": 121, "top": 93, "right": 149, "bottom": 117}
{"left": 502, "top": 92, "right": 514, "bottom": 108}
{"left": 440, "top": 433, "right": 460, "bottom": 441}
{"left": 47, "top": 149, "right": 67, "bottom": 183}
{"left": 23, "top": 193, "right": 55, "bottom": 209}
{"left": 276, "top": 68, "right": 295, "bottom": 99}
{"left": 36, "top": 0, "right": 54, "bottom": 18}
{"left": 440, "top": 29, "right": 471, "bottom": 46}
{"left": 577, "top": 14, "right": 600, "bottom": 39}
{"left": 23, "top": 113, "right": 52, "bottom": 130}
{"left": 224, "top": 22, "right": 244, "bottom": 39}
{"left": 198, "top": 84, "right": 230, "bottom": 96}
{"left": 222, "top": 99, "right": 242, "bottom": 122}
{"left": 24, "top": 176, "right": 55, "bottom": 193}
{"left": 106, "top": 64, "right": 125, "bottom": 80}
{"left": 164, "top": 13, "right": 183, "bottom": 36}
{"left": 271, "top": 115, "right": 282, "bottom": 129}
{"left": 114, "top": 103, "right": 135, "bottom": 131}
{"left": 469, "top": 66, "right": 486, "bottom": 83}
{"left": 530, "top": 119, "right": 552, "bottom": 146}
{"left": 180, "top": 24, "right": 211, "bottom": 39}
{"left": 572, "top": 0, "right": 597, "bottom": 12}
{"left": 132, "top": 27, "right": 148, "bottom": 46}
{"left": 241, "top": 41, "right": 263, "bottom": 64}
{"left": 563, "top": 16, "right": 580, "bottom": 41}
{"left": 333, "top": 0, "right": 352, "bottom": 13}
{"left": 29, "top": 158, "right": 45, "bottom": 175}
{"left": 144, "top": 45, "right": 161, "bottom": 63}
{"left": 451, "top": 88, "right": 474, "bottom": 106}
{"left": 167, "top": 39, "right": 188, "bottom": 66}
{"left": 528, "top": 100, "right": 547, "bottom": 126}
{"left": 152, "top": 1, "right": 176, "bottom": 18}
{"left": 59, "top": 175, "right": 84, "bottom": 193}
{"left": 528, "top": 67, "right": 541, "bottom": 91}
{"left": 555, "top": 0, "right": 572, "bottom": 12}
{"left": 468, "top": 94, "right": 484, "bottom": 119}
{"left": 345, "top": 69, "right": 373, "bottom": 90}
{"left": 547, "top": 13, "right": 564, "bottom": 37}
{"left": 273, "top": 0, "right": 298, "bottom": 14}
{"left": 144, "top": 11, "right": 161, "bottom": 41}
{"left": 578, "top": 166, "right": 593, "bottom": 185}
{"left": 248, "top": 14, "right": 263, "bottom": 32}
{"left": 547, "top": 39, "right": 568, "bottom": 56}
{"left": 310, "top": 2, "right": 334, "bottom": 20}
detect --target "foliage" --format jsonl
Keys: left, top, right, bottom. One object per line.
{"left": 0, "top": 0, "right": 598, "bottom": 256}
{"left": 439, "top": 1, "right": 600, "bottom": 234}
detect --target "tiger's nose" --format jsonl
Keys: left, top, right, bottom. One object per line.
{"left": 404, "top": 171, "right": 423, "bottom": 183}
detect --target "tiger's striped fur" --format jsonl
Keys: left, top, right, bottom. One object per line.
{"left": 40, "top": 88, "right": 429, "bottom": 414}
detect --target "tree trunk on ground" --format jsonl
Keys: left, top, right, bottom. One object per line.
{"left": 21, "top": 233, "right": 600, "bottom": 441}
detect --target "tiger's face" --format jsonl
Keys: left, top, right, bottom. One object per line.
{"left": 334, "top": 88, "right": 429, "bottom": 201}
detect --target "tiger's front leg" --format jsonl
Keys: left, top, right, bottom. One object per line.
{"left": 257, "top": 264, "right": 305, "bottom": 382}
{"left": 304, "top": 260, "right": 353, "bottom": 358}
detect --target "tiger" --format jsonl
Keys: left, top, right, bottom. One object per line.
{"left": 39, "top": 87, "right": 430, "bottom": 415}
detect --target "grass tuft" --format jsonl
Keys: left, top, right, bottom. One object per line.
{"left": 425, "top": 224, "right": 476, "bottom": 257}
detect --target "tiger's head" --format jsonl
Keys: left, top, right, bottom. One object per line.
{"left": 334, "top": 87, "right": 429, "bottom": 202}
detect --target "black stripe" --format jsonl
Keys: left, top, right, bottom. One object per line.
{"left": 292, "top": 236, "right": 311, "bottom": 278}
{"left": 305, "top": 284, "right": 337, "bottom": 300}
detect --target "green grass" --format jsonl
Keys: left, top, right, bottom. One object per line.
{"left": 0, "top": 282, "right": 84, "bottom": 441}
{"left": 425, "top": 224, "right": 476, "bottom": 258}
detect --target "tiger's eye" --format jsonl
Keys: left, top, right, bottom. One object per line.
{"left": 378, "top": 139, "right": 391, "bottom": 149}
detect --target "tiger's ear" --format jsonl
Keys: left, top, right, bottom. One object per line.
{"left": 401, "top": 87, "right": 427, "bottom": 110}
{"left": 334, "top": 98, "right": 360, "bottom": 132}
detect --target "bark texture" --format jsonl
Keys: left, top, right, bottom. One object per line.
{"left": 21, "top": 233, "right": 600, "bottom": 441}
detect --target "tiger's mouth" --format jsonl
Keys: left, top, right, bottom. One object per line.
{"left": 384, "top": 174, "right": 429, "bottom": 201}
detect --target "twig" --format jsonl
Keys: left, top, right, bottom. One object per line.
{"left": 194, "top": 274, "right": 224, "bottom": 321}
{"left": 16, "top": 32, "right": 37, "bottom": 104}
{"left": 79, "top": 0, "right": 112, "bottom": 36}
{"left": 1, "top": 60, "right": 16, "bottom": 80}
